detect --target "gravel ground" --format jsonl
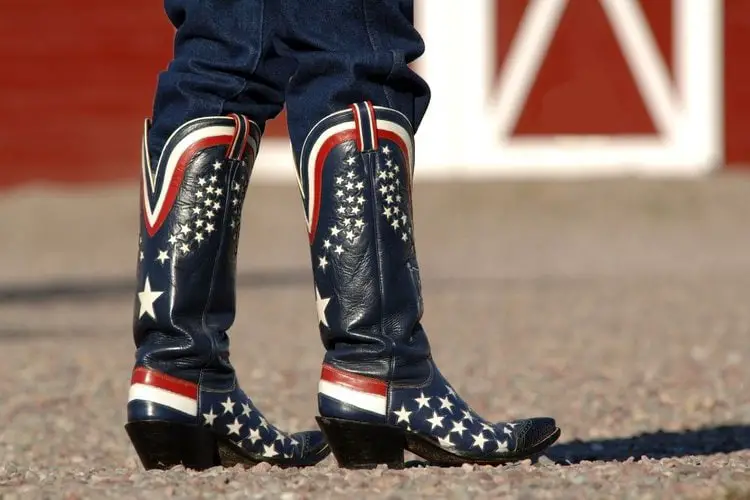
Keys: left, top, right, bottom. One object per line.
{"left": 1, "top": 176, "right": 750, "bottom": 499}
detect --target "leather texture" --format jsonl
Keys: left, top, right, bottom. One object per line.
{"left": 128, "top": 114, "right": 327, "bottom": 463}
{"left": 127, "top": 368, "right": 327, "bottom": 462}
{"left": 133, "top": 114, "right": 255, "bottom": 390}
{"left": 295, "top": 102, "right": 431, "bottom": 384}
{"left": 296, "top": 102, "right": 558, "bottom": 460}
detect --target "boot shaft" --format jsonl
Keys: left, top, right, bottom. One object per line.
{"left": 134, "top": 114, "right": 260, "bottom": 387}
{"left": 296, "top": 102, "right": 430, "bottom": 383}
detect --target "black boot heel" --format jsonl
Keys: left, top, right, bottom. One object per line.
{"left": 125, "top": 421, "right": 220, "bottom": 471}
{"left": 316, "top": 416, "right": 406, "bottom": 469}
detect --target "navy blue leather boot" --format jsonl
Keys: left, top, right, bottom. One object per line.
{"left": 125, "top": 114, "right": 329, "bottom": 470}
{"left": 294, "top": 102, "right": 560, "bottom": 468}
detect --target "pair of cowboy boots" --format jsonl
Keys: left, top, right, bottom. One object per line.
{"left": 125, "top": 103, "right": 561, "bottom": 470}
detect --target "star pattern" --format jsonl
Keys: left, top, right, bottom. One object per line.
{"left": 387, "top": 366, "right": 517, "bottom": 457}
{"left": 135, "top": 155, "right": 255, "bottom": 334}
{"left": 311, "top": 142, "right": 416, "bottom": 333}
{"left": 166, "top": 171, "right": 222, "bottom": 256}
{"left": 227, "top": 166, "right": 248, "bottom": 250}
{"left": 137, "top": 159, "right": 252, "bottom": 276}
{"left": 201, "top": 387, "right": 303, "bottom": 460}
{"left": 132, "top": 128, "right": 331, "bottom": 465}
{"left": 317, "top": 156, "right": 367, "bottom": 265}
{"left": 153, "top": 161, "right": 247, "bottom": 261}
{"left": 377, "top": 146, "right": 412, "bottom": 243}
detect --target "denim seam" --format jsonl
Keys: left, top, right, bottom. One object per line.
{"left": 362, "top": 0, "right": 396, "bottom": 109}
{"left": 220, "top": 0, "right": 265, "bottom": 115}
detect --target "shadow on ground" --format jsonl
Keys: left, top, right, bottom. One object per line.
{"left": 0, "top": 271, "right": 309, "bottom": 304}
{"left": 373, "top": 425, "right": 750, "bottom": 469}
{"left": 5, "top": 277, "right": 750, "bottom": 466}
{"left": 545, "top": 424, "right": 750, "bottom": 464}
{"left": 0, "top": 271, "right": 575, "bottom": 304}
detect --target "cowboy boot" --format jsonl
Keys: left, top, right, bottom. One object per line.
{"left": 294, "top": 102, "right": 560, "bottom": 468}
{"left": 125, "top": 114, "right": 329, "bottom": 470}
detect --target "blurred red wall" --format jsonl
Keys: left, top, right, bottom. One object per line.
{"left": 0, "top": 1, "right": 746, "bottom": 188}
{"left": 0, "top": 1, "right": 165, "bottom": 186}
{"left": 0, "top": 0, "right": 291, "bottom": 188}
{"left": 724, "top": 0, "right": 750, "bottom": 168}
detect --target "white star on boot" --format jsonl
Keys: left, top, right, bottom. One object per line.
{"left": 315, "top": 286, "right": 331, "bottom": 327}
{"left": 138, "top": 275, "right": 164, "bottom": 320}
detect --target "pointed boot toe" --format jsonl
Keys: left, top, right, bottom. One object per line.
{"left": 291, "top": 430, "right": 331, "bottom": 466}
{"left": 294, "top": 103, "right": 560, "bottom": 469}
{"left": 127, "top": 115, "right": 329, "bottom": 470}
{"left": 514, "top": 417, "right": 561, "bottom": 454}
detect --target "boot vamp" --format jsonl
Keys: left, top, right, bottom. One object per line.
{"left": 199, "top": 385, "right": 319, "bottom": 460}
{"left": 388, "top": 362, "right": 558, "bottom": 457}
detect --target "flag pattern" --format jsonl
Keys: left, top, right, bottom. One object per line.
{"left": 295, "top": 103, "right": 558, "bottom": 463}
{"left": 317, "top": 363, "right": 532, "bottom": 458}
{"left": 128, "top": 367, "right": 317, "bottom": 460}
{"left": 129, "top": 114, "right": 329, "bottom": 468}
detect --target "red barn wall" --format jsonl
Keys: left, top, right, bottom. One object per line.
{"left": 0, "top": 1, "right": 744, "bottom": 187}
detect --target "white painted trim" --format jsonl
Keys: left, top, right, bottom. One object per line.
{"left": 488, "top": 0, "right": 569, "bottom": 140}
{"left": 601, "top": 0, "right": 678, "bottom": 136}
{"left": 673, "top": 0, "right": 724, "bottom": 168}
{"left": 250, "top": 0, "right": 724, "bottom": 181}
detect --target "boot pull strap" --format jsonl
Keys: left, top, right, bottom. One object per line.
{"left": 350, "top": 101, "right": 379, "bottom": 153}
{"left": 226, "top": 113, "right": 253, "bottom": 162}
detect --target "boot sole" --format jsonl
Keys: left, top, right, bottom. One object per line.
{"left": 316, "top": 416, "right": 561, "bottom": 469}
{"left": 125, "top": 421, "right": 328, "bottom": 470}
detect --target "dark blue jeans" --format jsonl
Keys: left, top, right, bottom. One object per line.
{"left": 148, "top": 0, "right": 431, "bottom": 159}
